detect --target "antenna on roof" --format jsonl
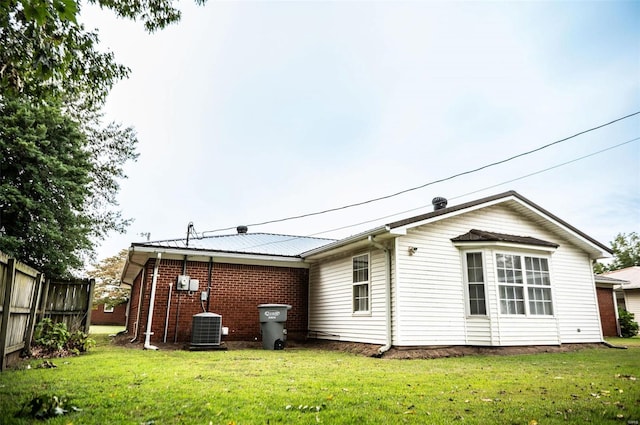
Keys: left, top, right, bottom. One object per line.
{"left": 186, "top": 222, "right": 195, "bottom": 246}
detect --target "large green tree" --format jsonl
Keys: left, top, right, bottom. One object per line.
{"left": 0, "top": 0, "right": 203, "bottom": 277}
{"left": 594, "top": 232, "right": 640, "bottom": 274}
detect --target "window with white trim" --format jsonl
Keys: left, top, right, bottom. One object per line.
{"left": 103, "top": 305, "right": 114, "bottom": 313}
{"left": 497, "top": 253, "right": 552, "bottom": 315}
{"left": 352, "top": 254, "right": 369, "bottom": 312}
{"left": 465, "top": 252, "right": 487, "bottom": 315}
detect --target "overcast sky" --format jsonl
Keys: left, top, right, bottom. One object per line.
{"left": 81, "top": 1, "right": 640, "bottom": 262}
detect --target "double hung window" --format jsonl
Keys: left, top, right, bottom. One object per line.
{"left": 352, "top": 254, "right": 370, "bottom": 313}
{"left": 465, "top": 252, "right": 487, "bottom": 315}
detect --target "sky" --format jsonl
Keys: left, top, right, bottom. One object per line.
{"left": 81, "top": 1, "right": 640, "bottom": 263}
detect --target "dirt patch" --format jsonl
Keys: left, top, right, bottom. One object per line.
{"left": 109, "top": 334, "right": 611, "bottom": 359}
{"left": 380, "top": 343, "right": 607, "bottom": 359}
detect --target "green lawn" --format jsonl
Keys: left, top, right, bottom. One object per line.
{"left": 1, "top": 334, "right": 638, "bottom": 425}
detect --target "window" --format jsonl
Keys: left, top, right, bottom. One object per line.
{"left": 525, "top": 257, "right": 552, "bottom": 315}
{"left": 352, "top": 254, "right": 369, "bottom": 312}
{"left": 497, "top": 253, "right": 552, "bottom": 315}
{"left": 465, "top": 252, "right": 487, "bottom": 315}
{"left": 103, "top": 305, "right": 114, "bottom": 313}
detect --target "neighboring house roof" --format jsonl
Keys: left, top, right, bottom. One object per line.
{"left": 303, "top": 190, "right": 611, "bottom": 260}
{"left": 451, "top": 229, "right": 559, "bottom": 248}
{"left": 604, "top": 266, "right": 640, "bottom": 290}
{"left": 594, "top": 274, "right": 629, "bottom": 286}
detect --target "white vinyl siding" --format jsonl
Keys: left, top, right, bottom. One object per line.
{"left": 623, "top": 291, "right": 640, "bottom": 320}
{"left": 309, "top": 202, "right": 603, "bottom": 347}
{"left": 394, "top": 203, "right": 600, "bottom": 346}
{"left": 309, "top": 250, "right": 388, "bottom": 344}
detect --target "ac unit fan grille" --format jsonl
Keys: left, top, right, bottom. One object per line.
{"left": 191, "top": 313, "right": 222, "bottom": 345}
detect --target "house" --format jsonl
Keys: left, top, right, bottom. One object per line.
{"left": 120, "top": 231, "right": 334, "bottom": 347}
{"left": 120, "top": 190, "right": 612, "bottom": 351}
{"left": 605, "top": 266, "right": 640, "bottom": 319}
{"left": 90, "top": 302, "right": 128, "bottom": 326}
{"left": 593, "top": 274, "right": 628, "bottom": 337}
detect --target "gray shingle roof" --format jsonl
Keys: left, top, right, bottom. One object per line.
{"left": 133, "top": 233, "right": 335, "bottom": 257}
{"left": 451, "top": 229, "right": 559, "bottom": 248}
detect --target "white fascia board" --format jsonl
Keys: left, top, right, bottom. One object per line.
{"left": 508, "top": 198, "right": 611, "bottom": 259}
{"left": 301, "top": 226, "right": 390, "bottom": 260}
{"left": 130, "top": 244, "right": 308, "bottom": 266}
{"left": 121, "top": 245, "right": 309, "bottom": 285}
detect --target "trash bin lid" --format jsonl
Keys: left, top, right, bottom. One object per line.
{"left": 258, "top": 304, "right": 292, "bottom": 309}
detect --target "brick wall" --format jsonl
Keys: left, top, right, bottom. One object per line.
{"left": 127, "top": 259, "right": 309, "bottom": 344}
{"left": 91, "top": 303, "right": 127, "bottom": 326}
{"left": 596, "top": 287, "right": 618, "bottom": 337}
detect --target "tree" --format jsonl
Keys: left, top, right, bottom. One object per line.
{"left": 0, "top": 97, "right": 137, "bottom": 277}
{"left": 0, "top": 0, "right": 203, "bottom": 277}
{"left": 1, "top": 0, "right": 205, "bottom": 106}
{"left": 88, "top": 248, "right": 130, "bottom": 307}
{"left": 594, "top": 232, "right": 640, "bottom": 274}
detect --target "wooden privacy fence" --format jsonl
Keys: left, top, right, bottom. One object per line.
{"left": 0, "top": 252, "right": 95, "bottom": 371}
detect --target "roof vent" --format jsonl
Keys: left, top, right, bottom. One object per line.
{"left": 237, "top": 225, "right": 248, "bottom": 234}
{"left": 432, "top": 197, "right": 448, "bottom": 211}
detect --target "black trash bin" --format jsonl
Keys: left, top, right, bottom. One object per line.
{"left": 257, "top": 304, "right": 292, "bottom": 350}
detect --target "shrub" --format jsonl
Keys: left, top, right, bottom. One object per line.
{"left": 32, "top": 319, "right": 95, "bottom": 356}
{"left": 618, "top": 308, "right": 639, "bottom": 338}
{"left": 34, "top": 319, "right": 70, "bottom": 352}
{"left": 67, "top": 330, "right": 96, "bottom": 354}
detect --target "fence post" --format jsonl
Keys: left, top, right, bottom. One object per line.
{"left": 23, "top": 273, "right": 44, "bottom": 356}
{"left": 0, "top": 259, "right": 16, "bottom": 372}
{"left": 84, "top": 279, "right": 96, "bottom": 333}
{"left": 37, "top": 278, "right": 50, "bottom": 324}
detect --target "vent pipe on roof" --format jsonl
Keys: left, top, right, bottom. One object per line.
{"left": 432, "top": 197, "right": 448, "bottom": 211}
{"left": 237, "top": 225, "right": 248, "bottom": 234}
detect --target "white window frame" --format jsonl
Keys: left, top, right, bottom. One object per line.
{"left": 462, "top": 251, "right": 488, "bottom": 316}
{"left": 496, "top": 252, "right": 553, "bottom": 317}
{"left": 352, "top": 253, "right": 370, "bottom": 314}
{"left": 103, "top": 304, "right": 114, "bottom": 313}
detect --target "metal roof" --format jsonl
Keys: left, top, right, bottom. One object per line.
{"left": 133, "top": 233, "right": 336, "bottom": 257}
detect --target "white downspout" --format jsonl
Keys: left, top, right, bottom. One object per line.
{"left": 369, "top": 236, "right": 392, "bottom": 355}
{"left": 144, "top": 252, "right": 162, "bottom": 350}
{"left": 130, "top": 264, "right": 146, "bottom": 343}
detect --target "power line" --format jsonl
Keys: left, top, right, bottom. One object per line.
{"left": 201, "top": 111, "right": 640, "bottom": 236}
{"left": 202, "top": 136, "right": 639, "bottom": 251}
{"left": 307, "top": 136, "right": 640, "bottom": 238}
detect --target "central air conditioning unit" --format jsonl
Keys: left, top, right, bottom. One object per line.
{"left": 190, "top": 312, "right": 223, "bottom": 349}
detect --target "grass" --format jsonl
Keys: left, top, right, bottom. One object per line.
{"left": 0, "top": 332, "right": 638, "bottom": 424}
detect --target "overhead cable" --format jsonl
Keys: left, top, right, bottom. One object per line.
{"left": 200, "top": 111, "right": 640, "bottom": 236}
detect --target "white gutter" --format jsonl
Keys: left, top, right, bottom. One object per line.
{"left": 302, "top": 226, "right": 389, "bottom": 259}
{"left": 144, "top": 252, "right": 161, "bottom": 350}
{"left": 369, "top": 236, "right": 392, "bottom": 356}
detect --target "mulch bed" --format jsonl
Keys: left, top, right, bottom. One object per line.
{"left": 109, "top": 333, "right": 611, "bottom": 359}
